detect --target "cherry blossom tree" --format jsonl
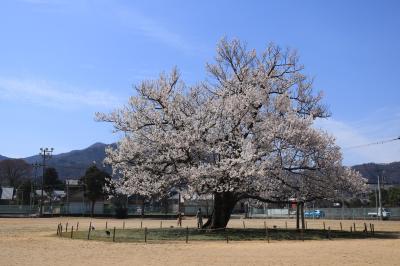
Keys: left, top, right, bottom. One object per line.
{"left": 97, "top": 39, "right": 366, "bottom": 229}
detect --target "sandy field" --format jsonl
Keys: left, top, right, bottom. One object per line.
{"left": 0, "top": 217, "right": 399, "bottom": 266}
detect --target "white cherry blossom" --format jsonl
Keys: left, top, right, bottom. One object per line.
{"left": 97, "top": 38, "right": 366, "bottom": 228}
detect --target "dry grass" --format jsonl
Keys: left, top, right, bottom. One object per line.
{"left": 1, "top": 217, "right": 399, "bottom": 266}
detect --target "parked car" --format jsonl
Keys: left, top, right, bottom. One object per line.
{"left": 368, "top": 208, "right": 391, "bottom": 220}
{"left": 304, "top": 210, "right": 325, "bottom": 219}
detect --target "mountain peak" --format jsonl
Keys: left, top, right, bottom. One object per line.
{"left": 88, "top": 142, "right": 107, "bottom": 148}
{"left": 1, "top": 142, "right": 113, "bottom": 180}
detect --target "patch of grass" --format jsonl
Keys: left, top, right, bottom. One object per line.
{"left": 58, "top": 227, "right": 399, "bottom": 243}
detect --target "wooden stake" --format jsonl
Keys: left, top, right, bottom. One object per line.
{"left": 123, "top": 221, "right": 125, "bottom": 230}
{"left": 328, "top": 226, "right": 331, "bottom": 240}
{"left": 353, "top": 222, "right": 356, "bottom": 232}
{"left": 66, "top": 222, "right": 68, "bottom": 232}
{"left": 106, "top": 221, "right": 108, "bottom": 230}
{"left": 87, "top": 222, "right": 92, "bottom": 240}
{"left": 113, "top": 227, "right": 116, "bottom": 242}
{"left": 185, "top": 226, "right": 189, "bottom": 243}
{"left": 76, "top": 222, "right": 79, "bottom": 231}
{"left": 285, "top": 221, "right": 288, "bottom": 230}
{"left": 242, "top": 220, "right": 245, "bottom": 229}
{"left": 323, "top": 221, "right": 325, "bottom": 230}
{"left": 160, "top": 221, "right": 162, "bottom": 228}
{"left": 340, "top": 222, "right": 342, "bottom": 231}
{"left": 144, "top": 227, "right": 147, "bottom": 243}
{"left": 70, "top": 226, "right": 74, "bottom": 238}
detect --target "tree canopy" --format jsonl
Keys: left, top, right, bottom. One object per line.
{"left": 43, "top": 167, "right": 63, "bottom": 192}
{"left": 81, "top": 165, "right": 110, "bottom": 216}
{"left": 97, "top": 38, "right": 366, "bottom": 228}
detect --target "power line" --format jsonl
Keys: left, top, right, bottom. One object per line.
{"left": 344, "top": 136, "right": 400, "bottom": 150}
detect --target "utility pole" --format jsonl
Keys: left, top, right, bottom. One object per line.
{"left": 66, "top": 180, "right": 69, "bottom": 215}
{"left": 39, "top": 148, "right": 53, "bottom": 217}
{"left": 341, "top": 191, "right": 344, "bottom": 220}
{"left": 31, "top": 162, "right": 41, "bottom": 214}
{"left": 377, "top": 174, "right": 382, "bottom": 220}
{"left": 375, "top": 186, "right": 378, "bottom": 220}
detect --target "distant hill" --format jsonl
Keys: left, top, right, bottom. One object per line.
{"left": 352, "top": 162, "right": 400, "bottom": 185}
{"left": 46, "top": 142, "right": 114, "bottom": 180}
{"left": 1, "top": 143, "right": 399, "bottom": 183}
{"left": 1, "top": 143, "right": 114, "bottom": 180}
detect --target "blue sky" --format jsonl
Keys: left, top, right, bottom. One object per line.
{"left": 0, "top": 0, "right": 399, "bottom": 165}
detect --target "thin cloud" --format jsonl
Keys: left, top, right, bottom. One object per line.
{"left": 19, "top": 0, "right": 57, "bottom": 4}
{"left": 19, "top": 1, "right": 204, "bottom": 54}
{"left": 18, "top": 0, "right": 68, "bottom": 8}
{"left": 315, "top": 115, "right": 400, "bottom": 165}
{"left": 114, "top": 6, "right": 200, "bottom": 54}
{"left": 0, "top": 77, "right": 123, "bottom": 110}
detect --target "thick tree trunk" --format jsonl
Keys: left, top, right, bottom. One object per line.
{"left": 203, "top": 192, "right": 237, "bottom": 229}
{"left": 91, "top": 200, "right": 95, "bottom": 217}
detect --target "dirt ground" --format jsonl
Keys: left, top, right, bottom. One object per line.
{"left": 1, "top": 217, "right": 399, "bottom": 266}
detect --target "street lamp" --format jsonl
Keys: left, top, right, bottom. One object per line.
{"left": 39, "top": 147, "right": 54, "bottom": 216}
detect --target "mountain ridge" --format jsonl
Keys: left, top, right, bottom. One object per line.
{"left": 352, "top": 161, "right": 400, "bottom": 185}
{"left": 7, "top": 143, "right": 114, "bottom": 180}
{"left": 1, "top": 143, "right": 399, "bottom": 183}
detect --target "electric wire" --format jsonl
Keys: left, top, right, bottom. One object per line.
{"left": 344, "top": 136, "right": 400, "bottom": 150}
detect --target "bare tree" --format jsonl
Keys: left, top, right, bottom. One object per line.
{"left": 0, "top": 159, "right": 32, "bottom": 187}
